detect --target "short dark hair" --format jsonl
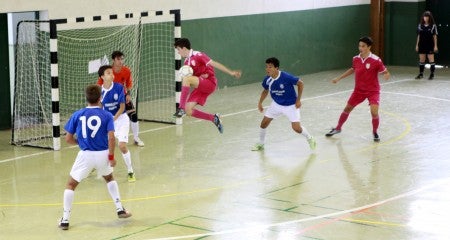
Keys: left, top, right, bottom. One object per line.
{"left": 85, "top": 84, "right": 101, "bottom": 104}
{"left": 111, "top": 51, "right": 124, "bottom": 60}
{"left": 174, "top": 38, "right": 191, "bottom": 49}
{"left": 265, "top": 57, "right": 280, "bottom": 68}
{"left": 359, "top": 36, "right": 373, "bottom": 46}
{"left": 98, "top": 65, "right": 112, "bottom": 77}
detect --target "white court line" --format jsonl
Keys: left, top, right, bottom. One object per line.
{"left": 0, "top": 78, "right": 444, "bottom": 164}
{"left": 147, "top": 177, "right": 450, "bottom": 240}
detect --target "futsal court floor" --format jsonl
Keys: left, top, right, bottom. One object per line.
{"left": 1, "top": 66, "right": 450, "bottom": 240}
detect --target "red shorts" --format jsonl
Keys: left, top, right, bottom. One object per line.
{"left": 347, "top": 91, "right": 380, "bottom": 107}
{"left": 187, "top": 77, "right": 217, "bottom": 106}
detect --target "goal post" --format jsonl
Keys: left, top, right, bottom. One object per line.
{"left": 11, "top": 10, "right": 181, "bottom": 150}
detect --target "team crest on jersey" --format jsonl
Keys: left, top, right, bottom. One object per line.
{"left": 280, "top": 84, "right": 284, "bottom": 89}
{"left": 366, "top": 63, "right": 371, "bottom": 69}
{"left": 191, "top": 60, "right": 196, "bottom": 67}
{"left": 114, "top": 93, "right": 118, "bottom": 100}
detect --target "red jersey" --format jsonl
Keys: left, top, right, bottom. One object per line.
{"left": 184, "top": 49, "right": 217, "bottom": 84}
{"left": 352, "top": 53, "right": 386, "bottom": 93}
{"left": 97, "top": 66, "right": 132, "bottom": 93}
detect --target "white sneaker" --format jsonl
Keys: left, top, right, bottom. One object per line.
{"left": 134, "top": 138, "right": 144, "bottom": 147}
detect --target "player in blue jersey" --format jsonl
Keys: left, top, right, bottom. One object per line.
{"left": 99, "top": 65, "right": 136, "bottom": 182}
{"left": 252, "top": 57, "right": 316, "bottom": 151}
{"left": 59, "top": 84, "right": 131, "bottom": 230}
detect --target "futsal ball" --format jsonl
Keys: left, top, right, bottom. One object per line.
{"left": 179, "top": 65, "right": 193, "bottom": 77}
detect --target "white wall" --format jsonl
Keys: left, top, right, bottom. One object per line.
{"left": 1, "top": 0, "right": 369, "bottom": 20}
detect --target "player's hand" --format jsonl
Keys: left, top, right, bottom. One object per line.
{"left": 257, "top": 103, "right": 264, "bottom": 113}
{"left": 126, "top": 94, "right": 131, "bottom": 104}
{"left": 383, "top": 71, "right": 390, "bottom": 81}
{"left": 415, "top": 46, "right": 419, "bottom": 52}
{"left": 108, "top": 154, "right": 117, "bottom": 167}
{"left": 295, "top": 100, "right": 301, "bottom": 109}
{"left": 331, "top": 77, "right": 340, "bottom": 84}
{"left": 232, "top": 70, "right": 242, "bottom": 79}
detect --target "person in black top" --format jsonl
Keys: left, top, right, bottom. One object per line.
{"left": 415, "top": 11, "right": 438, "bottom": 80}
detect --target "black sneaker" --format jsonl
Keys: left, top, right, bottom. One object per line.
{"left": 173, "top": 108, "right": 186, "bottom": 118}
{"left": 117, "top": 208, "right": 132, "bottom": 218}
{"left": 325, "top": 128, "right": 341, "bottom": 137}
{"left": 213, "top": 114, "right": 223, "bottom": 134}
{"left": 415, "top": 73, "right": 423, "bottom": 79}
{"left": 428, "top": 73, "right": 434, "bottom": 80}
{"left": 59, "top": 218, "right": 69, "bottom": 230}
{"left": 373, "top": 132, "right": 380, "bottom": 142}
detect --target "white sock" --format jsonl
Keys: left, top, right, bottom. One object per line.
{"left": 122, "top": 151, "right": 134, "bottom": 173}
{"left": 131, "top": 122, "right": 139, "bottom": 140}
{"left": 62, "top": 189, "right": 74, "bottom": 221}
{"left": 107, "top": 181, "right": 123, "bottom": 211}
{"left": 300, "top": 126, "right": 312, "bottom": 139}
{"left": 259, "top": 128, "right": 266, "bottom": 145}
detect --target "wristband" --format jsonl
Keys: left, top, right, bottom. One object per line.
{"left": 108, "top": 154, "right": 114, "bottom": 161}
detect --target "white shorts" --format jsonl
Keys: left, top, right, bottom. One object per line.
{"left": 70, "top": 150, "right": 113, "bottom": 182}
{"left": 265, "top": 101, "right": 301, "bottom": 122}
{"left": 114, "top": 113, "right": 130, "bottom": 143}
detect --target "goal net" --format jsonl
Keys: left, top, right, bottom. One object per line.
{"left": 12, "top": 12, "right": 178, "bottom": 149}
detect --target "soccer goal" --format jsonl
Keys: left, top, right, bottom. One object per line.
{"left": 12, "top": 10, "right": 181, "bottom": 150}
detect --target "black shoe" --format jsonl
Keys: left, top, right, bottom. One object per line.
{"left": 428, "top": 73, "right": 434, "bottom": 80}
{"left": 59, "top": 218, "right": 69, "bottom": 230}
{"left": 173, "top": 108, "right": 186, "bottom": 118}
{"left": 325, "top": 128, "right": 341, "bottom": 137}
{"left": 213, "top": 114, "right": 223, "bottom": 134}
{"left": 415, "top": 73, "right": 423, "bottom": 79}
{"left": 373, "top": 132, "right": 380, "bottom": 142}
{"left": 117, "top": 208, "right": 132, "bottom": 218}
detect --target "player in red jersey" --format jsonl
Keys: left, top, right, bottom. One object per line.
{"left": 173, "top": 38, "right": 241, "bottom": 133}
{"left": 325, "top": 36, "right": 390, "bottom": 142}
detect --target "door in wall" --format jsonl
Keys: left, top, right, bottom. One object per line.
{"left": 428, "top": 0, "right": 450, "bottom": 65}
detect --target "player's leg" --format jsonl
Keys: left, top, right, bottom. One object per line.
{"left": 115, "top": 115, "right": 135, "bottom": 182}
{"left": 103, "top": 173, "right": 132, "bottom": 218}
{"left": 252, "top": 102, "right": 281, "bottom": 151}
{"left": 416, "top": 53, "right": 426, "bottom": 79}
{"left": 127, "top": 101, "right": 144, "bottom": 146}
{"left": 251, "top": 116, "right": 272, "bottom": 151}
{"left": 427, "top": 53, "right": 435, "bottom": 80}
{"left": 59, "top": 151, "right": 91, "bottom": 230}
{"left": 286, "top": 105, "right": 316, "bottom": 150}
{"left": 326, "top": 93, "right": 361, "bottom": 137}
{"left": 368, "top": 93, "right": 381, "bottom": 142}
{"left": 174, "top": 76, "right": 200, "bottom": 118}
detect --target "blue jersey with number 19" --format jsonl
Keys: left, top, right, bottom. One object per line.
{"left": 64, "top": 106, "right": 115, "bottom": 151}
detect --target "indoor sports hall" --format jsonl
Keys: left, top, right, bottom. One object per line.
{"left": 1, "top": 66, "right": 450, "bottom": 239}
{"left": 1, "top": 1, "right": 450, "bottom": 239}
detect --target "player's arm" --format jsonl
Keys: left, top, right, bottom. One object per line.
{"left": 107, "top": 130, "right": 116, "bottom": 167}
{"left": 381, "top": 68, "right": 390, "bottom": 81}
{"left": 332, "top": 68, "right": 354, "bottom": 84}
{"left": 296, "top": 80, "right": 304, "bottom": 109}
{"left": 415, "top": 35, "right": 420, "bottom": 52}
{"left": 433, "top": 33, "right": 438, "bottom": 52}
{"left": 209, "top": 60, "right": 242, "bottom": 79}
{"left": 65, "top": 133, "right": 78, "bottom": 145}
{"left": 114, "top": 103, "right": 125, "bottom": 121}
{"left": 257, "top": 89, "right": 269, "bottom": 113}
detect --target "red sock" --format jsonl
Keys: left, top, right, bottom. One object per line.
{"left": 179, "top": 86, "right": 190, "bottom": 109}
{"left": 336, "top": 112, "right": 349, "bottom": 130}
{"left": 192, "top": 109, "right": 214, "bottom": 121}
{"left": 372, "top": 117, "right": 379, "bottom": 133}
